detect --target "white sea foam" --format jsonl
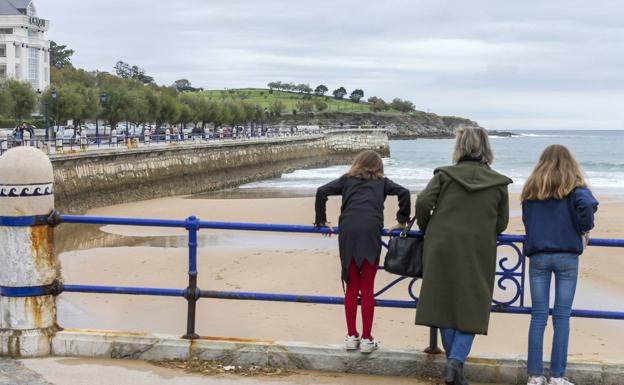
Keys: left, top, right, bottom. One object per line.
{"left": 242, "top": 133, "right": 624, "bottom": 193}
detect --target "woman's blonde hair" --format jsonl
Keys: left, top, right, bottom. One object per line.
{"left": 521, "top": 144, "right": 587, "bottom": 201}
{"left": 452, "top": 126, "right": 494, "bottom": 165}
{"left": 345, "top": 150, "right": 384, "bottom": 180}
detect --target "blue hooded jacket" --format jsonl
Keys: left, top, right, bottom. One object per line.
{"left": 522, "top": 187, "right": 598, "bottom": 257}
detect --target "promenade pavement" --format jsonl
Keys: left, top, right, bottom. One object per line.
{"left": 1, "top": 357, "right": 497, "bottom": 385}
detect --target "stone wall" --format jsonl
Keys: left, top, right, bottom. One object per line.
{"left": 51, "top": 129, "right": 389, "bottom": 212}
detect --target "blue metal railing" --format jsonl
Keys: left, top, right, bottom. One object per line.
{"left": 50, "top": 214, "right": 624, "bottom": 351}
{"left": 2, "top": 213, "right": 621, "bottom": 351}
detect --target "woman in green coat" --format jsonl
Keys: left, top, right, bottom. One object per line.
{"left": 415, "top": 127, "right": 512, "bottom": 385}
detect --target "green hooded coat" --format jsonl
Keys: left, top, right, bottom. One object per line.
{"left": 414, "top": 160, "right": 512, "bottom": 335}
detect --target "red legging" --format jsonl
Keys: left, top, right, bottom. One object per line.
{"left": 344, "top": 259, "right": 378, "bottom": 340}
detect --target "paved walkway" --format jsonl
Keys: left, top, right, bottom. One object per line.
{"left": 1, "top": 358, "right": 498, "bottom": 385}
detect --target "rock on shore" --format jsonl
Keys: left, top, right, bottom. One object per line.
{"left": 272, "top": 111, "right": 483, "bottom": 139}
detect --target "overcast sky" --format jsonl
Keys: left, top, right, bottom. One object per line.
{"left": 36, "top": 0, "right": 624, "bottom": 130}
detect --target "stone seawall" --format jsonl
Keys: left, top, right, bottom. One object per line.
{"left": 51, "top": 129, "right": 389, "bottom": 213}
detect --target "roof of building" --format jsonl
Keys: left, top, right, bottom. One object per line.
{"left": 0, "top": 0, "right": 32, "bottom": 15}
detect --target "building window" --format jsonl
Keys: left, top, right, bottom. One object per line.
{"left": 28, "top": 47, "right": 39, "bottom": 89}
{"left": 0, "top": 44, "right": 5, "bottom": 58}
{"left": 15, "top": 64, "right": 20, "bottom": 79}
{"left": 44, "top": 68, "right": 48, "bottom": 82}
{"left": 15, "top": 46, "right": 20, "bottom": 58}
{"left": 28, "top": 29, "right": 37, "bottom": 37}
{"left": 44, "top": 52, "right": 48, "bottom": 63}
{"left": 0, "top": 65, "right": 6, "bottom": 79}
{"left": 0, "top": 28, "right": 13, "bottom": 34}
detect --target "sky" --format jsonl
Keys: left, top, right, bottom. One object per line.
{"left": 35, "top": 0, "right": 624, "bottom": 130}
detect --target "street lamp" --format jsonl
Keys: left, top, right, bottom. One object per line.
{"left": 96, "top": 92, "right": 108, "bottom": 144}
{"left": 37, "top": 90, "right": 50, "bottom": 142}
{"left": 50, "top": 88, "right": 57, "bottom": 140}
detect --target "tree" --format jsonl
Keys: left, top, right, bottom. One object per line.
{"left": 4, "top": 80, "right": 37, "bottom": 124}
{"left": 114, "top": 60, "right": 154, "bottom": 84}
{"left": 269, "top": 100, "right": 285, "bottom": 117}
{"left": 390, "top": 97, "right": 416, "bottom": 113}
{"left": 367, "top": 96, "right": 388, "bottom": 112}
{"left": 350, "top": 89, "right": 364, "bottom": 103}
{"left": 314, "top": 84, "right": 328, "bottom": 96}
{"left": 156, "top": 93, "right": 180, "bottom": 129}
{"left": 50, "top": 41, "right": 74, "bottom": 69}
{"left": 100, "top": 87, "right": 132, "bottom": 130}
{"left": 69, "top": 85, "right": 100, "bottom": 130}
{"left": 296, "top": 83, "right": 312, "bottom": 94}
{"left": 173, "top": 79, "right": 199, "bottom": 92}
{"left": 130, "top": 65, "right": 154, "bottom": 84}
{"left": 332, "top": 87, "right": 347, "bottom": 99}
{"left": 114, "top": 60, "right": 132, "bottom": 79}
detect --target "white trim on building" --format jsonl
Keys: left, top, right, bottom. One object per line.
{"left": 0, "top": 0, "right": 50, "bottom": 92}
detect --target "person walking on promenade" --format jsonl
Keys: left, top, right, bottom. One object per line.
{"left": 315, "top": 150, "right": 411, "bottom": 354}
{"left": 414, "top": 126, "right": 512, "bottom": 385}
{"left": 522, "top": 145, "right": 598, "bottom": 385}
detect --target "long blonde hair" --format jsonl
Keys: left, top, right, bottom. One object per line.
{"left": 345, "top": 150, "right": 384, "bottom": 180}
{"left": 452, "top": 126, "right": 494, "bottom": 165}
{"left": 521, "top": 145, "right": 587, "bottom": 201}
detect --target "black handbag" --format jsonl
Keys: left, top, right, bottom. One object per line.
{"left": 384, "top": 218, "right": 423, "bottom": 278}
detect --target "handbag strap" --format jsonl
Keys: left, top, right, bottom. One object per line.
{"left": 399, "top": 217, "right": 416, "bottom": 238}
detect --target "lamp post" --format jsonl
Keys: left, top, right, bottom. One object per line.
{"left": 50, "top": 88, "right": 57, "bottom": 140}
{"left": 96, "top": 92, "right": 107, "bottom": 145}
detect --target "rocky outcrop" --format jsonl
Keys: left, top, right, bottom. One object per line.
{"left": 272, "top": 111, "right": 483, "bottom": 139}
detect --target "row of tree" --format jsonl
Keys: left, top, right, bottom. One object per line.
{"left": 267, "top": 81, "right": 416, "bottom": 110}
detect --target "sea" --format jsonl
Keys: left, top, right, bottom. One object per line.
{"left": 239, "top": 130, "right": 624, "bottom": 196}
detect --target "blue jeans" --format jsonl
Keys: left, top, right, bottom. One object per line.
{"left": 527, "top": 252, "right": 579, "bottom": 378}
{"left": 441, "top": 328, "right": 475, "bottom": 363}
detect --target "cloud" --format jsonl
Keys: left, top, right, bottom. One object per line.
{"left": 35, "top": 0, "right": 624, "bottom": 129}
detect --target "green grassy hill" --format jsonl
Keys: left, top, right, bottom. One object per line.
{"left": 203, "top": 88, "right": 397, "bottom": 114}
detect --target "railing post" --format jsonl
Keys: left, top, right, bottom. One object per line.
{"left": 0, "top": 147, "right": 58, "bottom": 357}
{"left": 425, "top": 327, "right": 443, "bottom": 354}
{"left": 183, "top": 215, "right": 200, "bottom": 340}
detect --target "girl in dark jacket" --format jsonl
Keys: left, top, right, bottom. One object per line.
{"left": 315, "top": 150, "right": 410, "bottom": 353}
{"left": 522, "top": 145, "right": 598, "bottom": 385}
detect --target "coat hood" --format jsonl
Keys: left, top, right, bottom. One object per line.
{"left": 435, "top": 161, "right": 512, "bottom": 192}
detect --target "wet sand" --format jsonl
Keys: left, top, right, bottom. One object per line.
{"left": 56, "top": 194, "right": 624, "bottom": 361}
{"left": 21, "top": 357, "right": 499, "bottom": 385}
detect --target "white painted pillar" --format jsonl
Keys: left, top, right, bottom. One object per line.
{"left": 22, "top": 131, "right": 31, "bottom": 147}
{"left": 0, "top": 147, "right": 57, "bottom": 357}
{"left": 144, "top": 129, "right": 150, "bottom": 146}
{"left": 80, "top": 131, "right": 87, "bottom": 151}
{"left": 111, "top": 129, "right": 118, "bottom": 147}
{"left": 165, "top": 129, "right": 171, "bottom": 144}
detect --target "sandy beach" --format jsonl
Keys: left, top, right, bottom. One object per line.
{"left": 56, "top": 193, "right": 624, "bottom": 361}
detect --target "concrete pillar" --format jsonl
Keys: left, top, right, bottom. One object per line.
{"left": 0, "top": 147, "right": 57, "bottom": 357}
{"left": 111, "top": 129, "right": 118, "bottom": 147}
{"left": 144, "top": 130, "right": 150, "bottom": 146}
{"left": 22, "top": 131, "right": 31, "bottom": 147}
{"left": 55, "top": 131, "right": 63, "bottom": 153}
{"left": 80, "top": 131, "right": 87, "bottom": 151}
{"left": 165, "top": 129, "right": 171, "bottom": 144}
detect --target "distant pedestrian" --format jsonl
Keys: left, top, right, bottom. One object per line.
{"left": 522, "top": 145, "right": 598, "bottom": 385}
{"left": 414, "top": 126, "right": 512, "bottom": 385}
{"left": 315, "top": 150, "right": 410, "bottom": 354}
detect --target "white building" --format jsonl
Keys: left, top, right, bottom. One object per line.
{"left": 0, "top": 0, "right": 50, "bottom": 92}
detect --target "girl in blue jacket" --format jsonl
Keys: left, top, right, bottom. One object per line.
{"left": 521, "top": 145, "right": 599, "bottom": 385}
